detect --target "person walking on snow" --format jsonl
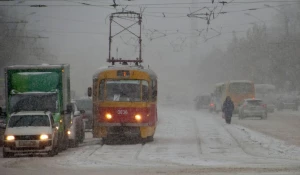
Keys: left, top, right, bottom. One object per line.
{"left": 222, "top": 96, "right": 234, "bottom": 124}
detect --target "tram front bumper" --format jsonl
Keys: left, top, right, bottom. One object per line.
{"left": 97, "top": 123, "right": 152, "bottom": 127}
{"left": 95, "top": 123, "right": 155, "bottom": 139}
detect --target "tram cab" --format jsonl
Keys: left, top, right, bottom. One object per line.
{"left": 88, "top": 60, "right": 158, "bottom": 143}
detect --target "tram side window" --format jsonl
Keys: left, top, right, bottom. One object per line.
{"left": 98, "top": 80, "right": 105, "bottom": 101}
{"left": 152, "top": 80, "right": 157, "bottom": 101}
{"left": 142, "top": 80, "right": 149, "bottom": 101}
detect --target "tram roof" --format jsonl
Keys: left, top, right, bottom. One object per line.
{"left": 93, "top": 65, "right": 157, "bottom": 79}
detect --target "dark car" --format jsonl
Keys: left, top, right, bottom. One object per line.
{"left": 76, "top": 97, "right": 93, "bottom": 130}
{"left": 194, "top": 94, "right": 211, "bottom": 110}
{"left": 276, "top": 95, "right": 299, "bottom": 111}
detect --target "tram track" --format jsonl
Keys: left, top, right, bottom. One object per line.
{"left": 88, "top": 140, "right": 104, "bottom": 157}
{"left": 134, "top": 142, "right": 146, "bottom": 160}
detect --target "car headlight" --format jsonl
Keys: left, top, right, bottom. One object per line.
{"left": 40, "top": 134, "right": 49, "bottom": 140}
{"left": 105, "top": 113, "right": 112, "bottom": 120}
{"left": 135, "top": 114, "right": 142, "bottom": 121}
{"left": 67, "top": 130, "right": 71, "bottom": 135}
{"left": 6, "top": 135, "right": 15, "bottom": 141}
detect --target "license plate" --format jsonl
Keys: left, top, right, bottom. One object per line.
{"left": 19, "top": 140, "right": 37, "bottom": 147}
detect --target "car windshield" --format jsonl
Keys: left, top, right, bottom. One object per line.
{"left": 8, "top": 115, "right": 50, "bottom": 127}
{"left": 10, "top": 93, "right": 58, "bottom": 113}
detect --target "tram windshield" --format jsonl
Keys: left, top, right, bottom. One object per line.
{"left": 105, "top": 80, "right": 148, "bottom": 102}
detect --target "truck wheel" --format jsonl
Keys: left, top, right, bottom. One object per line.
{"left": 62, "top": 135, "right": 69, "bottom": 150}
{"left": 3, "top": 150, "right": 13, "bottom": 158}
{"left": 54, "top": 146, "right": 59, "bottom": 155}
{"left": 69, "top": 139, "right": 78, "bottom": 148}
{"left": 47, "top": 148, "right": 56, "bottom": 157}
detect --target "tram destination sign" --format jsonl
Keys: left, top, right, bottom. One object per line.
{"left": 117, "top": 70, "right": 130, "bottom": 77}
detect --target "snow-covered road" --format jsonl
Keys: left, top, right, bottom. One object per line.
{"left": 1, "top": 106, "right": 300, "bottom": 174}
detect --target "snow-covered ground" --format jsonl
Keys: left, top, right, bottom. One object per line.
{"left": 1, "top": 105, "right": 300, "bottom": 174}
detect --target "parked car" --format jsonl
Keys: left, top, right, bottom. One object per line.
{"left": 76, "top": 97, "right": 92, "bottom": 130}
{"left": 266, "top": 103, "right": 275, "bottom": 113}
{"left": 238, "top": 98, "right": 267, "bottom": 120}
{"left": 194, "top": 94, "right": 211, "bottom": 110}
{"left": 2, "top": 111, "right": 59, "bottom": 157}
{"left": 276, "top": 95, "right": 299, "bottom": 111}
{"left": 68, "top": 100, "right": 85, "bottom": 147}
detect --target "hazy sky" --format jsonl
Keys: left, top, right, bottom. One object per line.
{"left": 3, "top": 0, "right": 285, "bottom": 101}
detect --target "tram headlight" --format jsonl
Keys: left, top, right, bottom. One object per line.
{"left": 135, "top": 114, "right": 142, "bottom": 121}
{"left": 105, "top": 113, "right": 112, "bottom": 120}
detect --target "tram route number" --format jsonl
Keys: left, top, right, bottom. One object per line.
{"left": 117, "top": 109, "right": 128, "bottom": 115}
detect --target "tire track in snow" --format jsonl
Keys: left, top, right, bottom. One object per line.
{"left": 192, "top": 117, "right": 203, "bottom": 157}
{"left": 222, "top": 124, "right": 254, "bottom": 157}
{"left": 210, "top": 112, "right": 262, "bottom": 158}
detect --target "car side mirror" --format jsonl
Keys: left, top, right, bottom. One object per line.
{"left": 66, "top": 104, "right": 73, "bottom": 114}
{"left": 80, "top": 110, "right": 85, "bottom": 114}
{"left": 88, "top": 87, "right": 92, "bottom": 97}
{"left": 52, "top": 123, "right": 58, "bottom": 128}
{"left": 0, "top": 123, "right": 6, "bottom": 129}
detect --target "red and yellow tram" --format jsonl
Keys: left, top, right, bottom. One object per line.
{"left": 88, "top": 62, "right": 158, "bottom": 143}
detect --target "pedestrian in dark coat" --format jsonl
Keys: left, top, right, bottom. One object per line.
{"left": 222, "top": 96, "right": 234, "bottom": 124}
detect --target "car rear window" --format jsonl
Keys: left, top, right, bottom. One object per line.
{"left": 247, "top": 100, "right": 262, "bottom": 106}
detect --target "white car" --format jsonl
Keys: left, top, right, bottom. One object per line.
{"left": 238, "top": 99, "right": 267, "bottom": 120}
{"left": 3, "top": 111, "right": 59, "bottom": 157}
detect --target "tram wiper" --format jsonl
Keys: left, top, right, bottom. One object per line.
{"left": 121, "top": 92, "right": 133, "bottom": 102}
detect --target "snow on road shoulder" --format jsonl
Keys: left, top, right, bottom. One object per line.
{"left": 225, "top": 123, "right": 300, "bottom": 161}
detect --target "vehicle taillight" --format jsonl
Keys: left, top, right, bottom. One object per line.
{"left": 210, "top": 103, "right": 214, "bottom": 107}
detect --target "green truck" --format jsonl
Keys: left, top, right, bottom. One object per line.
{"left": 4, "top": 64, "right": 72, "bottom": 151}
